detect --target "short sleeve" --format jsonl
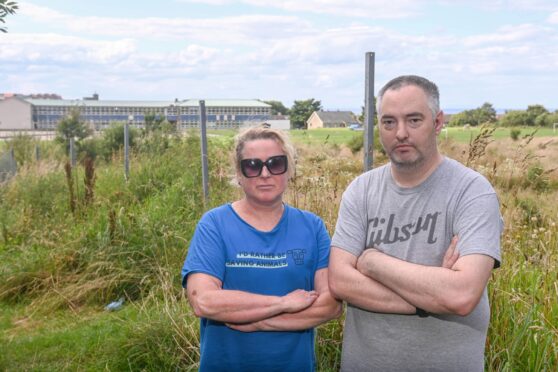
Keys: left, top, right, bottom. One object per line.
{"left": 454, "top": 189, "right": 503, "bottom": 268}
{"left": 331, "top": 177, "right": 368, "bottom": 257}
{"left": 315, "top": 217, "right": 331, "bottom": 270}
{"left": 181, "top": 214, "right": 226, "bottom": 287}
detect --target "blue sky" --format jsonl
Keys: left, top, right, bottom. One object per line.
{"left": 2, "top": 0, "right": 558, "bottom": 112}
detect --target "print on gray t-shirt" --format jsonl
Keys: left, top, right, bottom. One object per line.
{"left": 331, "top": 157, "right": 502, "bottom": 372}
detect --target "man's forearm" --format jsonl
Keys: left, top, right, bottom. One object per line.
{"left": 329, "top": 266, "right": 416, "bottom": 314}
{"left": 328, "top": 247, "right": 416, "bottom": 314}
{"left": 358, "top": 250, "right": 493, "bottom": 316}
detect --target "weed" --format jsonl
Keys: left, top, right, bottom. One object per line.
{"left": 0, "top": 128, "right": 557, "bottom": 370}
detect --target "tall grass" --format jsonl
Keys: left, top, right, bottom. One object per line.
{"left": 1, "top": 127, "right": 557, "bottom": 370}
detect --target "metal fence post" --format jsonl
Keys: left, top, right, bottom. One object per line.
{"left": 69, "top": 138, "right": 76, "bottom": 167}
{"left": 364, "top": 52, "right": 375, "bottom": 172}
{"left": 124, "top": 116, "right": 131, "bottom": 181}
{"left": 10, "top": 147, "right": 16, "bottom": 174}
{"left": 199, "top": 100, "right": 209, "bottom": 204}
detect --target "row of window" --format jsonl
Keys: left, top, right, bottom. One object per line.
{"left": 33, "top": 106, "right": 270, "bottom": 116}
{"left": 34, "top": 119, "right": 261, "bottom": 130}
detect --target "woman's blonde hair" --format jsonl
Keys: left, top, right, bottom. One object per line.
{"left": 233, "top": 126, "right": 296, "bottom": 180}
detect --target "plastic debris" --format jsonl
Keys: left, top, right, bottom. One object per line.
{"left": 104, "top": 297, "right": 125, "bottom": 311}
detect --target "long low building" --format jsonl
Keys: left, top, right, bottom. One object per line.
{"left": 0, "top": 96, "right": 271, "bottom": 131}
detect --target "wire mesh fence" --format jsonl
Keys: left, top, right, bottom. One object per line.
{"left": 0, "top": 148, "right": 17, "bottom": 183}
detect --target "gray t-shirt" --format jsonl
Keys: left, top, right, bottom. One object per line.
{"left": 331, "top": 157, "right": 502, "bottom": 372}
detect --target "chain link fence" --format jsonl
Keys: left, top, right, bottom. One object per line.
{"left": 0, "top": 148, "right": 17, "bottom": 183}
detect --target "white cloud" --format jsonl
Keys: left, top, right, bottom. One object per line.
{"left": 548, "top": 11, "right": 558, "bottom": 23}
{"left": 5, "top": 1, "right": 558, "bottom": 108}
{"left": 0, "top": 34, "right": 137, "bottom": 64}
{"left": 441, "top": 0, "right": 558, "bottom": 11}
{"left": 463, "top": 24, "right": 549, "bottom": 46}
{"left": 179, "top": 0, "right": 424, "bottom": 18}
{"left": 20, "top": 3, "right": 310, "bottom": 42}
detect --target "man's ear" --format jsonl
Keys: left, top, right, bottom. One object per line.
{"left": 434, "top": 111, "right": 445, "bottom": 135}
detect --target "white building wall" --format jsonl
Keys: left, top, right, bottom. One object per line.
{"left": 265, "top": 120, "right": 290, "bottom": 130}
{"left": 0, "top": 98, "right": 33, "bottom": 130}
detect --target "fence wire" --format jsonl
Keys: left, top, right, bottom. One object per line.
{"left": 0, "top": 149, "right": 17, "bottom": 183}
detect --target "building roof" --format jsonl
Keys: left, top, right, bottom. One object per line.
{"left": 179, "top": 99, "right": 271, "bottom": 108}
{"left": 314, "top": 111, "right": 358, "bottom": 124}
{"left": 22, "top": 98, "right": 271, "bottom": 108}
{"left": 24, "top": 99, "right": 172, "bottom": 107}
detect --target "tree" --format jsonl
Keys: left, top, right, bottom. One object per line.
{"left": 476, "top": 102, "right": 497, "bottom": 124}
{"left": 448, "top": 110, "right": 475, "bottom": 127}
{"left": 0, "top": 0, "right": 18, "bottom": 33}
{"left": 499, "top": 110, "right": 530, "bottom": 127}
{"left": 447, "top": 102, "right": 496, "bottom": 127}
{"left": 534, "top": 112, "right": 558, "bottom": 127}
{"left": 99, "top": 121, "right": 138, "bottom": 161}
{"left": 263, "top": 100, "right": 290, "bottom": 116}
{"left": 526, "top": 104, "right": 548, "bottom": 126}
{"left": 56, "top": 109, "right": 92, "bottom": 145}
{"left": 143, "top": 112, "right": 166, "bottom": 133}
{"left": 290, "top": 99, "right": 322, "bottom": 129}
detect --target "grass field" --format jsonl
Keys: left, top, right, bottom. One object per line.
{"left": 1, "top": 127, "right": 557, "bottom": 371}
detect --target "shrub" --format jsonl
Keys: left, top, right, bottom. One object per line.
{"left": 347, "top": 133, "right": 363, "bottom": 154}
{"left": 99, "top": 122, "right": 139, "bottom": 162}
{"left": 346, "top": 130, "right": 383, "bottom": 155}
{"left": 510, "top": 128, "right": 521, "bottom": 141}
{"left": 7, "top": 133, "right": 37, "bottom": 166}
{"left": 525, "top": 165, "right": 549, "bottom": 192}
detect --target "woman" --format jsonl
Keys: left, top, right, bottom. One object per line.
{"left": 181, "top": 126, "right": 341, "bottom": 371}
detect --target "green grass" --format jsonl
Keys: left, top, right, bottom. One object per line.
{"left": 0, "top": 129, "right": 557, "bottom": 370}
{"left": 442, "top": 126, "right": 557, "bottom": 143}
{"left": 0, "top": 303, "right": 133, "bottom": 371}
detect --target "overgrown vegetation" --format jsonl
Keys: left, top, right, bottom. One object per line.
{"left": 1, "top": 127, "right": 557, "bottom": 370}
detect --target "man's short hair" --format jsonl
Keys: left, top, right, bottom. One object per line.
{"left": 376, "top": 75, "right": 440, "bottom": 119}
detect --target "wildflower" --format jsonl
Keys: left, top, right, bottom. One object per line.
{"left": 531, "top": 234, "right": 537, "bottom": 239}
{"left": 538, "top": 227, "right": 545, "bottom": 232}
{"left": 531, "top": 217, "right": 538, "bottom": 222}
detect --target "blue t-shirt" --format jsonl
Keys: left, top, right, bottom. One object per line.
{"left": 181, "top": 203, "right": 331, "bottom": 372}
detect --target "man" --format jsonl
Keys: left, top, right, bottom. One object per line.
{"left": 328, "top": 75, "right": 502, "bottom": 371}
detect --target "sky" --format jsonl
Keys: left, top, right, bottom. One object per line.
{"left": 2, "top": 0, "right": 558, "bottom": 113}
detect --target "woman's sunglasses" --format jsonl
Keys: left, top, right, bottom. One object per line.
{"left": 240, "top": 155, "right": 288, "bottom": 178}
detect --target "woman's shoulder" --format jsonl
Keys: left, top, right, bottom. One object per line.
{"left": 285, "top": 204, "right": 325, "bottom": 225}
{"left": 200, "top": 203, "right": 235, "bottom": 223}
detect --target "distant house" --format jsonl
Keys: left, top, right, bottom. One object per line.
{"left": 263, "top": 119, "right": 290, "bottom": 130}
{"left": 307, "top": 110, "right": 359, "bottom": 129}
{"left": 242, "top": 119, "right": 290, "bottom": 131}
{"left": 0, "top": 96, "right": 34, "bottom": 130}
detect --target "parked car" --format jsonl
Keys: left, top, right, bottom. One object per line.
{"left": 349, "top": 124, "right": 364, "bottom": 131}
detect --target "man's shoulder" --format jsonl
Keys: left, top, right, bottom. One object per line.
{"left": 442, "top": 157, "right": 489, "bottom": 180}
{"left": 348, "top": 163, "right": 390, "bottom": 187}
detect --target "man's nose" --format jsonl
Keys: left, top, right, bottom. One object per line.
{"left": 395, "top": 121, "right": 409, "bottom": 140}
